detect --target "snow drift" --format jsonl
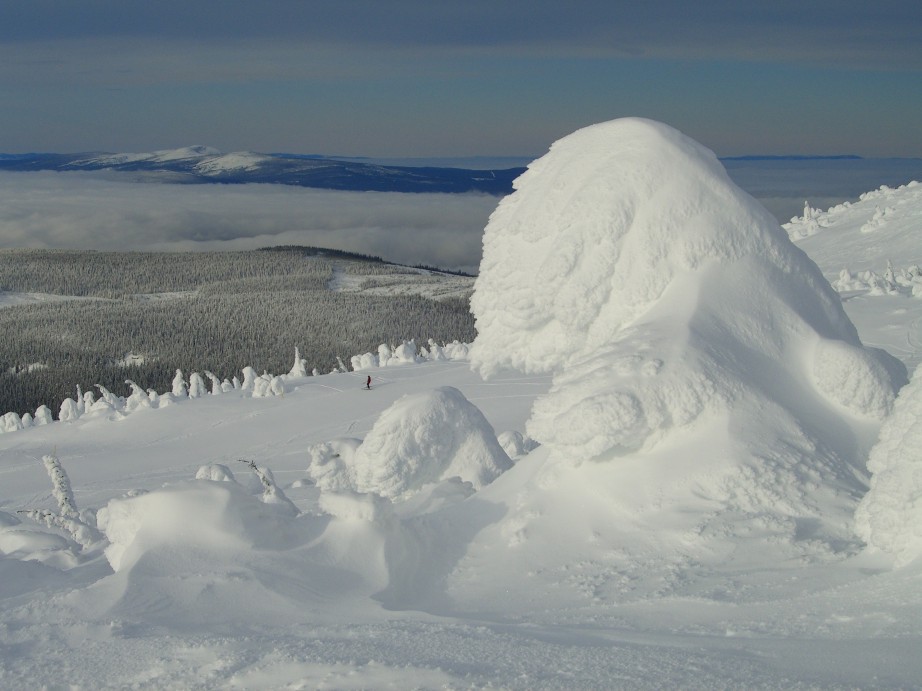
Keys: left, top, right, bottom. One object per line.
{"left": 470, "top": 118, "right": 905, "bottom": 561}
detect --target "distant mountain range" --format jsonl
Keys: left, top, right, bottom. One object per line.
{"left": 3, "top": 147, "right": 915, "bottom": 202}
{"left": 0, "top": 146, "right": 524, "bottom": 195}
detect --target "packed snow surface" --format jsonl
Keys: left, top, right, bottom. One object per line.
{"left": 1, "top": 119, "right": 921, "bottom": 689}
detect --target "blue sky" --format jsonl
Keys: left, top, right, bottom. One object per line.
{"left": 1, "top": 0, "right": 919, "bottom": 157}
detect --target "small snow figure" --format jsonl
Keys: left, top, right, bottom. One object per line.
{"left": 366, "top": 375, "right": 372, "bottom": 390}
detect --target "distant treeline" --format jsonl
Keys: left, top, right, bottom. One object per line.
{"left": 0, "top": 247, "right": 475, "bottom": 415}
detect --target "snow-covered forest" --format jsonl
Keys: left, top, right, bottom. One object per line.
{"left": 1, "top": 118, "right": 921, "bottom": 688}
{"left": 0, "top": 247, "right": 475, "bottom": 415}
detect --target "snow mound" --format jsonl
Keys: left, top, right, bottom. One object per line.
{"left": 854, "top": 362, "right": 922, "bottom": 566}
{"left": 348, "top": 387, "right": 512, "bottom": 501}
{"left": 319, "top": 490, "right": 395, "bottom": 523}
{"left": 98, "top": 480, "right": 294, "bottom": 572}
{"left": 813, "top": 339, "right": 903, "bottom": 419}
{"left": 469, "top": 118, "right": 905, "bottom": 555}
{"left": 194, "top": 463, "right": 236, "bottom": 482}
{"left": 306, "top": 438, "right": 362, "bottom": 492}
{"left": 0, "top": 508, "right": 79, "bottom": 568}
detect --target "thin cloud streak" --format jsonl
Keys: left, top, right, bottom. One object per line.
{"left": 2, "top": 1, "right": 919, "bottom": 69}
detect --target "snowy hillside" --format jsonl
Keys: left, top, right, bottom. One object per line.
{"left": 1, "top": 119, "right": 921, "bottom": 689}
{"left": 785, "top": 180, "right": 922, "bottom": 371}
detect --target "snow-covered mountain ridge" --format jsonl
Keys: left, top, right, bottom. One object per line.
{"left": 4, "top": 147, "right": 921, "bottom": 218}
{"left": 0, "top": 146, "right": 522, "bottom": 194}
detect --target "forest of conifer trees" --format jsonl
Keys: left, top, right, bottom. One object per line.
{"left": 0, "top": 248, "right": 475, "bottom": 416}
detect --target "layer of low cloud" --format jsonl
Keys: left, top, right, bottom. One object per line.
{"left": 2, "top": 159, "right": 919, "bottom": 272}
{"left": 0, "top": 172, "right": 498, "bottom": 272}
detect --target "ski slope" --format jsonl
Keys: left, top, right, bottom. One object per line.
{"left": 1, "top": 119, "right": 921, "bottom": 689}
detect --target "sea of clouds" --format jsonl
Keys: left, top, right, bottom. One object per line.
{"left": 0, "top": 171, "right": 498, "bottom": 272}
{"left": 0, "top": 158, "right": 919, "bottom": 272}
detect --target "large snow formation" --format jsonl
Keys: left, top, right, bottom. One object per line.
{"left": 470, "top": 118, "right": 905, "bottom": 555}
{"left": 854, "top": 362, "right": 922, "bottom": 566}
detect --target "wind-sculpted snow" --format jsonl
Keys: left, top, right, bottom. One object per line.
{"left": 99, "top": 480, "right": 296, "bottom": 572}
{"left": 471, "top": 118, "right": 905, "bottom": 556}
{"left": 855, "top": 362, "right": 922, "bottom": 566}
{"left": 472, "top": 118, "right": 852, "bottom": 377}
{"left": 308, "top": 386, "right": 512, "bottom": 501}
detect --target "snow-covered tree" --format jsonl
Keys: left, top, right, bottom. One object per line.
{"left": 204, "top": 371, "right": 223, "bottom": 395}
{"left": 1, "top": 411, "right": 23, "bottom": 432}
{"left": 19, "top": 454, "right": 102, "bottom": 548}
{"left": 124, "top": 380, "right": 150, "bottom": 411}
{"left": 34, "top": 405, "right": 53, "bottom": 425}
{"left": 241, "top": 367, "right": 258, "bottom": 392}
{"left": 288, "top": 347, "right": 308, "bottom": 378}
{"left": 95, "top": 384, "right": 121, "bottom": 409}
{"left": 188, "top": 372, "right": 208, "bottom": 398}
{"left": 238, "top": 459, "right": 298, "bottom": 513}
{"left": 393, "top": 340, "right": 419, "bottom": 364}
{"left": 172, "top": 369, "right": 188, "bottom": 398}
{"left": 427, "top": 338, "right": 446, "bottom": 361}
{"left": 58, "top": 397, "right": 80, "bottom": 421}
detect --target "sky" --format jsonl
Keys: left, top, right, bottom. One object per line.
{"left": 1, "top": 0, "right": 920, "bottom": 158}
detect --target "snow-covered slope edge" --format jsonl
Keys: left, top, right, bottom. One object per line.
{"left": 785, "top": 180, "right": 922, "bottom": 294}
{"left": 784, "top": 180, "right": 922, "bottom": 371}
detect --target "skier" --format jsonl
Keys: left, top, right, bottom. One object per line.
{"left": 366, "top": 375, "right": 372, "bottom": 390}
